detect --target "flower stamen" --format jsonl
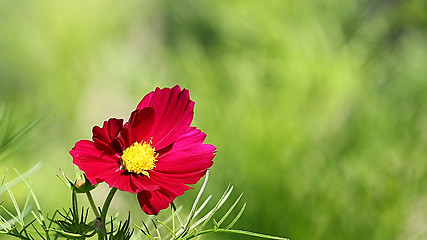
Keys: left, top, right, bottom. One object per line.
{"left": 121, "top": 141, "right": 158, "bottom": 177}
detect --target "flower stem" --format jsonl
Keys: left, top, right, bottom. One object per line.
{"left": 97, "top": 187, "right": 118, "bottom": 240}
{"left": 85, "top": 191, "right": 100, "bottom": 218}
{"left": 101, "top": 187, "right": 118, "bottom": 222}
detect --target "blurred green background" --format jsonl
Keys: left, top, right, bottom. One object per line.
{"left": 1, "top": 0, "right": 427, "bottom": 239}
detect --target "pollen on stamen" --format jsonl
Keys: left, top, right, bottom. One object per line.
{"left": 121, "top": 141, "right": 158, "bottom": 176}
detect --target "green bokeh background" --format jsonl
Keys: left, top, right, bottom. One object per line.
{"left": 1, "top": 0, "right": 427, "bottom": 239}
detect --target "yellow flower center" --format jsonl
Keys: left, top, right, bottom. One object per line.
{"left": 121, "top": 141, "right": 158, "bottom": 177}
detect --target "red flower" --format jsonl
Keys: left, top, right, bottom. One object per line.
{"left": 70, "top": 86, "right": 215, "bottom": 215}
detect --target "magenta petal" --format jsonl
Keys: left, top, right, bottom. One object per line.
{"left": 136, "top": 85, "right": 194, "bottom": 150}
{"left": 70, "top": 140, "right": 120, "bottom": 184}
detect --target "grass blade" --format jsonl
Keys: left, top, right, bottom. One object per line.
{"left": 0, "top": 163, "right": 41, "bottom": 195}
{"left": 4, "top": 182, "right": 23, "bottom": 226}
{"left": 0, "top": 205, "right": 20, "bottom": 227}
{"left": 13, "top": 168, "right": 45, "bottom": 224}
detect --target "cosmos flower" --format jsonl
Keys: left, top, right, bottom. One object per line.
{"left": 70, "top": 85, "right": 215, "bottom": 215}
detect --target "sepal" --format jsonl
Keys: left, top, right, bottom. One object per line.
{"left": 57, "top": 169, "right": 97, "bottom": 194}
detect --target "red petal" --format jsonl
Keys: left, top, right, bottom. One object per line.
{"left": 137, "top": 191, "right": 169, "bottom": 215}
{"left": 136, "top": 127, "right": 214, "bottom": 215}
{"left": 136, "top": 85, "right": 194, "bottom": 150}
{"left": 137, "top": 90, "right": 154, "bottom": 109}
{"left": 137, "top": 183, "right": 190, "bottom": 215}
{"left": 169, "top": 127, "right": 209, "bottom": 152}
{"left": 118, "top": 107, "right": 155, "bottom": 148}
{"left": 154, "top": 127, "right": 215, "bottom": 174}
{"left": 150, "top": 170, "right": 208, "bottom": 185}
{"left": 150, "top": 173, "right": 193, "bottom": 194}
{"left": 70, "top": 140, "right": 120, "bottom": 184}
{"left": 102, "top": 170, "right": 159, "bottom": 193}
{"left": 92, "top": 118, "right": 123, "bottom": 154}
{"left": 155, "top": 151, "right": 214, "bottom": 174}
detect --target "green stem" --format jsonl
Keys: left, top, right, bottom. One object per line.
{"left": 85, "top": 191, "right": 100, "bottom": 218}
{"left": 97, "top": 229, "right": 104, "bottom": 240}
{"left": 100, "top": 187, "right": 117, "bottom": 222}
{"left": 186, "top": 229, "right": 288, "bottom": 240}
{"left": 97, "top": 187, "right": 118, "bottom": 240}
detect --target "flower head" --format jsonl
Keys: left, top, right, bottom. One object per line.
{"left": 70, "top": 85, "right": 215, "bottom": 215}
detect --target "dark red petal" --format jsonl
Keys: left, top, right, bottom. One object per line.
{"left": 137, "top": 191, "right": 169, "bottom": 215}
{"left": 70, "top": 140, "right": 120, "bottom": 184}
{"left": 92, "top": 118, "right": 123, "bottom": 154}
{"left": 137, "top": 183, "right": 191, "bottom": 215}
{"left": 118, "top": 107, "right": 155, "bottom": 148}
{"left": 136, "top": 85, "right": 194, "bottom": 150}
{"left": 102, "top": 170, "right": 159, "bottom": 193}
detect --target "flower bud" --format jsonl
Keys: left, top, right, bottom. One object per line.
{"left": 75, "top": 179, "right": 85, "bottom": 189}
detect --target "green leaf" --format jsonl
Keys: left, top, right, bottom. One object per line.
{"left": 155, "top": 219, "right": 177, "bottom": 238}
{"left": 186, "top": 228, "right": 289, "bottom": 240}
{"left": 218, "top": 229, "right": 288, "bottom": 240}
{"left": 217, "top": 192, "right": 244, "bottom": 227}
{"left": 193, "top": 195, "right": 212, "bottom": 220}
{"left": 225, "top": 202, "right": 246, "bottom": 230}
{"left": 47, "top": 228, "right": 85, "bottom": 238}
{"left": 196, "top": 184, "right": 234, "bottom": 231}
{"left": 175, "top": 171, "right": 210, "bottom": 239}
{"left": 135, "top": 223, "right": 155, "bottom": 240}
